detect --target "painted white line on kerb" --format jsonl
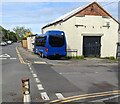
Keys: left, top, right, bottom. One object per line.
{"left": 55, "top": 93, "right": 64, "bottom": 100}
{"left": 91, "top": 94, "right": 120, "bottom": 102}
{"left": 35, "top": 78, "right": 40, "bottom": 83}
{"left": 33, "top": 74, "right": 37, "bottom": 78}
{"left": 37, "top": 84, "right": 44, "bottom": 90}
{"left": 41, "top": 92, "right": 50, "bottom": 100}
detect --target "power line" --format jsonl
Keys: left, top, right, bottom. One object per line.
{"left": 101, "top": 0, "right": 119, "bottom": 7}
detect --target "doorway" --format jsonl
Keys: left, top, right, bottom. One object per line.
{"left": 83, "top": 36, "right": 101, "bottom": 57}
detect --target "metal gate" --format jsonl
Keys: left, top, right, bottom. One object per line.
{"left": 83, "top": 36, "right": 101, "bottom": 57}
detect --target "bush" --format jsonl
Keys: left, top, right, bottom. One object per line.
{"left": 109, "top": 56, "right": 116, "bottom": 60}
{"left": 74, "top": 56, "right": 84, "bottom": 59}
{"left": 65, "top": 56, "right": 72, "bottom": 60}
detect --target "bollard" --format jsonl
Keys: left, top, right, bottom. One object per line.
{"left": 22, "top": 78, "right": 31, "bottom": 103}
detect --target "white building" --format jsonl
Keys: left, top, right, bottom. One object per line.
{"left": 27, "top": 35, "right": 35, "bottom": 52}
{"left": 42, "top": 2, "right": 120, "bottom": 58}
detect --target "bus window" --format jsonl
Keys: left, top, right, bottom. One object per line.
{"left": 35, "top": 36, "right": 46, "bottom": 47}
{"left": 49, "top": 35, "right": 64, "bottom": 47}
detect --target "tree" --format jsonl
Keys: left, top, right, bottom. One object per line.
{"left": 0, "top": 26, "right": 9, "bottom": 41}
{"left": 0, "top": 26, "right": 18, "bottom": 42}
{"left": 9, "top": 31, "right": 17, "bottom": 42}
{"left": 13, "top": 26, "right": 31, "bottom": 40}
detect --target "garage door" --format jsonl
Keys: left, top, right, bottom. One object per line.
{"left": 83, "top": 36, "right": 101, "bottom": 57}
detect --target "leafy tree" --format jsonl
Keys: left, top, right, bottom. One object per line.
{"left": 0, "top": 26, "right": 18, "bottom": 42}
{"left": 13, "top": 26, "right": 31, "bottom": 40}
{"left": 9, "top": 31, "right": 17, "bottom": 42}
{"left": 0, "top": 26, "right": 9, "bottom": 41}
{"left": 0, "top": 26, "right": 32, "bottom": 42}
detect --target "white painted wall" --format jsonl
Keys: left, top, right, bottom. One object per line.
{"left": 101, "top": 18, "right": 118, "bottom": 57}
{"left": 42, "top": 15, "right": 119, "bottom": 57}
{"left": 27, "top": 36, "right": 35, "bottom": 52}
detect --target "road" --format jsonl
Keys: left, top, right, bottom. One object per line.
{"left": 2, "top": 43, "right": 41, "bottom": 103}
{"left": 1, "top": 43, "right": 120, "bottom": 103}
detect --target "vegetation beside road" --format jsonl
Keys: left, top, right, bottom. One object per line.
{"left": 0, "top": 26, "right": 18, "bottom": 42}
{"left": 101, "top": 56, "right": 118, "bottom": 63}
{"left": 0, "top": 25, "right": 32, "bottom": 42}
{"left": 65, "top": 55, "right": 118, "bottom": 63}
{"left": 101, "top": 56, "right": 116, "bottom": 60}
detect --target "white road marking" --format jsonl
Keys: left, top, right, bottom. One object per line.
{"left": 31, "top": 70, "right": 34, "bottom": 73}
{"left": 27, "top": 63, "right": 32, "bottom": 70}
{"left": 29, "top": 67, "right": 32, "bottom": 71}
{"left": 41, "top": 92, "right": 50, "bottom": 100}
{"left": 55, "top": 93, "right": 64, "bottom": 100}
{"left": 29, "top": 67, "right": 32, "bottom": 70}
{"left": 0, "top": 54, "right": 10, "bottom": 58}
{"left": 34, "top": 61, "right": 47, "bottom": 64}
{"left": 10, "top": 57, "right": 17, "bottom": 60}
{"left": 33, "top": 74, "right": 37, "bottom": 78}
{"left": 37, "top": 84, "right": 44, "bottom": 90}
{"left": 0, "top": 54, "right": 16, "bottom": 60}
{"left": 35, "top": 78, "right": 40, "bottom": 83}
{"left": 91, "top": 94, "right": 120, "bottom": 102}
{"left": 0, "top": 58, "right": 7, "bottom": 60}
{"left": 27, "top": 63, "right": 30, "bottom": 65}
{"left": 59, "top": 72, "right": 81, "bottom": 75}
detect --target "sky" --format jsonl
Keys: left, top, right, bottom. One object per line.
{"left": 1, "top": 0, "right": 119, "bottom": 34}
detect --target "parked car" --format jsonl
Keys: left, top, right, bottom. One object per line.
{"left": 7, "top": 40, "right": 13, "bottom": 45}
{"left": 0, "top": 41, "right": 7, "bottom": 46}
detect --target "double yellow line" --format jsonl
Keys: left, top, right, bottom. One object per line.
{"left": 48, "top": 90, "right": 120, "bottom": 104}
{"left": 16, "top": 47, "right": 26, "bottom": 64}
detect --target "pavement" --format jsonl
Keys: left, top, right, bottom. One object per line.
{"left": 17, "top": 45, "right": 119, "bottom": 65}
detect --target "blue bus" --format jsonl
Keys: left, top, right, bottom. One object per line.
{"left": 33, "top": 30, "right": 67, "bottom": 58}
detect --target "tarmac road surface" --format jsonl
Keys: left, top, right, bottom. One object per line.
{"left": 1, "top": 43, "right": 120, "bottom": 103}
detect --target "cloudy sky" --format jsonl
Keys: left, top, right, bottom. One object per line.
{"left": 1, "top": 0, "right": 119, "bottom": 34}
